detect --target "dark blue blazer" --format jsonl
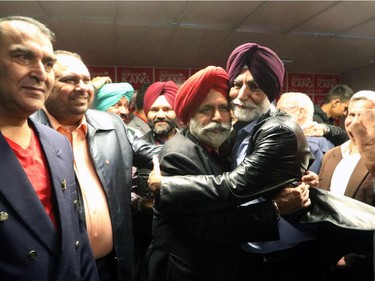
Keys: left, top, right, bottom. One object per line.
{"left": 0, "top": 119, "right": 98, "bottom": 281}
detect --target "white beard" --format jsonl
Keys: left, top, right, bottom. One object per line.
{"left": 189, "top": 119, "right": 231, "bottom": 149}
{"left": 232, "top": 98, "right": 270, "bottom": 122}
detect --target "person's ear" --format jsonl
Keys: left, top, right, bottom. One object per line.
{"left": 332, "top": 99, "right": 340, "bottom": 108}
{"left": 297, "top": 107, "right": 305, "bottom": 120}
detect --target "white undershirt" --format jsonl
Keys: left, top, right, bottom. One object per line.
{"left": 330, "top": 141, "right": 361, "bottom": 196}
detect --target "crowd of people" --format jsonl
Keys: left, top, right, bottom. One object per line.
{"left": 1, "top": 15, "right": 375, "bottom": 281}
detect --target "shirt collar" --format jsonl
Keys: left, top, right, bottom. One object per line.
{"left": 43, "top": 106, "right": 88, "bottom": 136}
{"left": 239, "top": 117, "right": 260, "bottom": 135}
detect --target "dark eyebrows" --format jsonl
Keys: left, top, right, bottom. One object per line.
{"left": 44, "top": 54, "right": 57, "bottom": 64}
{"left": 247, "top": 79, "right": 259, "bottom": 87}
{"left": 10, "top": 45, "right": 56, "bottom": 63}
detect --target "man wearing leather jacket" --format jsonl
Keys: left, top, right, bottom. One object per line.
{"left": 31, "top": 50, "right": 160, "bottom": 281}
{"left": 148, "top": 43, "right": 375, "bottom": 281}
{"left": 142, "top": 65, "right": 311, "bottom": 281}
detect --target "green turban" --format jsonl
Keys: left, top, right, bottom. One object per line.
{"left": 94, "top": 82, "right": 134, "bottom": 111}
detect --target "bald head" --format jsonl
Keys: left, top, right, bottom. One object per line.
{"left": 276, "top": 92, "right": 314, "bottom": 127}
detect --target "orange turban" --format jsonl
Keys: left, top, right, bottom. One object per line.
{"left": 143, "top": 81, "right": 178, "bottom": 116}
{"left": 174, "top": 66, "right": 229, "bottom": 124}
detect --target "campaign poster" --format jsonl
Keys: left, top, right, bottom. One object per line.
{"left": 117, "top": 67, "right": 153, "bottom": 90}
{"left": 314, "top": 74, "right": 340, "bottom": 94}
{"left": 88, "top": 66, "right": 116, "bottom": 82}
{"left": 154, "top": 68, "right": 190, "bottom": 86}
{"left": 287, "top": 73, "right": 314, "bottom": 93}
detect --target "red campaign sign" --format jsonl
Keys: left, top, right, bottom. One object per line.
{"left": 314, "top": 74, "right": 340, "bottom": 94}
{"left": 287, "top": 73, "right": 314, "bottom": 93}
{"left": 155, "top": 68, "right": 190, "bottom": 86}
{"left": 117, "top": 67, "right": 153, "bottom": 90}
{"left": 313, "top": 94, "right": 327, "bottom": 106}
{"left": 88, "top": 66, "right": 116, "bottom": 82}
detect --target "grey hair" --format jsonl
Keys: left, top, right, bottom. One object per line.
{"left": 0, "top": 16, "right": 55, "bottom": 41}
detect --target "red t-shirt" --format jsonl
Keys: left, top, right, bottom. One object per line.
{"left": 5, "top": 130, "right": 57, "bottom": 227}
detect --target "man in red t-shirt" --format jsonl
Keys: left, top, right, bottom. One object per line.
{"left": 0, "top": 16, "right": 98, "bottom": 281}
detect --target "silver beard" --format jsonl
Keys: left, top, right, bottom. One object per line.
{"left": 231, "top": 98, "right": 270, "bottom": 122}
{"left": 189, "top": 119, "right": 231, "bottom": 149}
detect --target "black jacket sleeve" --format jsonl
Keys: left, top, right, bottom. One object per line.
{"left": 325, "top": 124, "right": 349, "bottom": 146}
{"left": 156, "top": 113, "right": 312, "bottom": 214}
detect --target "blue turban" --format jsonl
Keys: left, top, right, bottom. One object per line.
{"left": 94, "top": 82, "right": 134, "bottom": 111}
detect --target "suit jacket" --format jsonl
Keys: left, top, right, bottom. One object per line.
{"left": 128, "top": 115, "right": 151, "bottom": 137}
{"left": 0, "top": 119, "right": 98, "bottom": 281}
{"left": 32, "top": 109, "right": 160, "bottom": 281}
{"left": 319, "top": 145, "right": 375, "bottom": 206}
{"left": 143, "top": 129, "right": 279, "bottom": 281}
{"left": 318, "top": 144, "right": 375, "bottom": 271}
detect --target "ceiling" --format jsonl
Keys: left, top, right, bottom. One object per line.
{"left": 1, "top": 1, "right": 375, "bottom": 74}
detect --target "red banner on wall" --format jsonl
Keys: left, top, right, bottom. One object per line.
{"left": 313, "top": 94, "right": 327, "bottom": 106}
{"left": 88, "top": 66, "right": 116, "bottom": 82}
{"left": 287, "top": 73, "right": 314, "bottom": 93}
{"left": 314, "top": 74, "right": 340, "bottom": 94}
{"left": 117, "top": 67, "right": 153, "bottom": 90}
{"left": 154, "top": 68, "right": 190, "bottom": 86}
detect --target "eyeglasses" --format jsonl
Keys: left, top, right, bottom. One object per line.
{"left": 197, "top": 104, "right": 231, "bottom": 116}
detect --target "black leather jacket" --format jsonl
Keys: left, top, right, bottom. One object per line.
{"left": 156, "top": 110, "right": 312, "bottom": 214}
{"left": 313, "top": 104, "right": 349, "bottom": 146}
{"left": 155, "top": 110, "right": 375, "bottom": 259}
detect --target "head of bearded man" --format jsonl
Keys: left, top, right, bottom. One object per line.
{"left": 174, "top": 66, "right": 231, "bottom": 150}
{"left": 226, "top": 43, "right": 285, "bottom": 122}
{"left": 143, "top": 81, "right": 178, "bottom": 141}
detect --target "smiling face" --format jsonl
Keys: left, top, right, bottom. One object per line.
{"left": 45, "top": 53, "right": 94, "bottom": 126}
{"left": 229, "top": 69, "right": 270, "bottom": 122}
{"left": 107, "top": 96, "right": 132, "bottom": 123}
{"left": 147, "top": 95, "right": 177, "bottom": 139}
{"left": 0, "top": 20, "right": 56, "bottom": 120}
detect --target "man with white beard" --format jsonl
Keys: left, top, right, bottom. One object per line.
{"left": 142, "top": 66, "right": 288, "bottom": 281}
{"left": 147, "top": 44, "right": 317, "bottom": 281}
{"left": 225, "top": 46, "right": 320, "bottom": 281}
{"left": 148, "top": 43, "right": 375, "bottom": 281}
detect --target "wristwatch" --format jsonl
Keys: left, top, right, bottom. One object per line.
{"left": 323, "top": 124, "right": 330, "bottom": 135}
